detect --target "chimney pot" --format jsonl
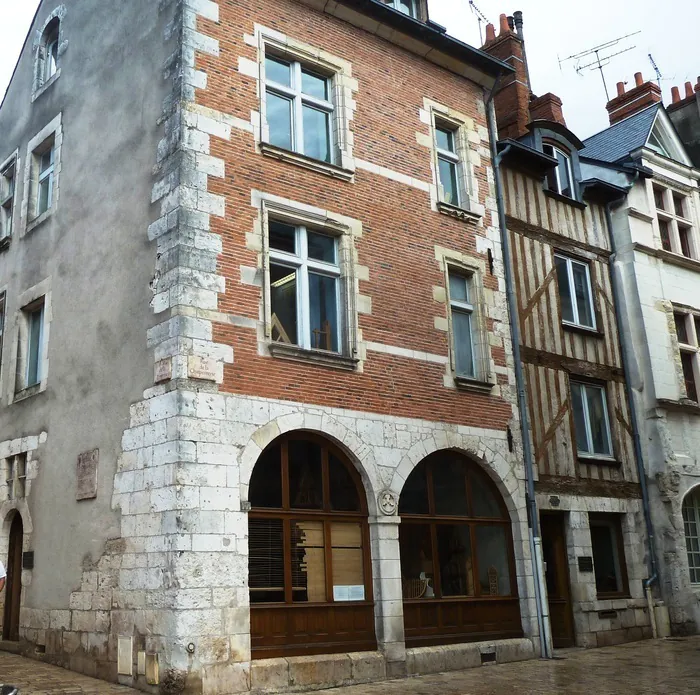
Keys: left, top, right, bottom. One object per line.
{"left": 499, "top": 13, "right": 510, "bottom": 35}
{"left": 485, "top": 22, "right": 496, "bottom": 42}
{"left": 634, "top": 72, "right": 644, "bottom": 87}
{"left": 606, "top": 73, "right": 662, "bottom": 125}
{"left": 685, "top": 81, "right": 694, "bottom": 98}
{"left": 616, "top": 82, "right": 625, "bottom": 97}
{"left": 671, "top": 86, "right": 681, "bottom": 104}
{"left": 507, "top": 15, "right": 515, "bottom": 31}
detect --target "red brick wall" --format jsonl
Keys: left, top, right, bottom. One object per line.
{"left": 195, "top": 0, "right": 514, "bottom": 430}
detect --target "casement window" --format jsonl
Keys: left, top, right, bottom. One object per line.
{"left": 589, "top": 513, "right": 629, "bottom": 598}
{"left": 554, "top": 254, "right": 596, "bottom": 330}
{"left": 268, "top": 220, "right": 342, "bottom": 353}
{"left": 570, "top": 381, "right": 613, "bottom": 459}
{"left": 381, "top": 0, "right": 420, "bottom": 17}
{"left": 448, "top": 271, "right": 477, "bottom": 378}
{"left": 543, "top": 144, "right": 574, "bottom": 198}
{"left": 5, "top": 453, "right": 27, "bottom": 501}
{"left": 0, "top": 159, "right": 16, "bottom": 240}
{"left": 264, "top": 54, "right": 334, "bottom": 164}
{"left": 673, "top": 311, "right": 700, "bottom": 402}
{"left": 34, "top": 17, "right": 61, "bottom": 94}
{"left": 682, "top": 488, "right": 700, "bottom": 584}
{"left": 36, "top": 146, "right": 54, "bottom": 217}
{"left": 436, "top": 124, "right": 462, "bottom": 207}
{"left": 653, "top": 184, "right": 697, "bottom": 259}
{"left": 26, "top": 301, "right": 45, "bottom": 387}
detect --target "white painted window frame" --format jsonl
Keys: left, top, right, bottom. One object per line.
{"left": 25, "top": 301, "right": 45, "bottom": 387}
{"left": 447, "top": 270, "right": 476, "bottom": 378}
{"left": 544, "top": 144, "right": 574, "bottom": 197}
{"left": 0, "top": 152, "right": 18, "bottom": 240}
{"left": 435, "top": 123, "right": 462, "bottom": 208}
{"left": 571, "top": 381, "right": 614, "bottom": 459}
{"left": 264, "top": 55, "right": 335, "bottom": 164}
{"left": 383, "top": 0, "right": 419, "bottom": 17}
{"left": 682, "top": 488, "right": 700, "bottom": 585}
{"left": 555, "top": 254, "right": 597, "bottom": 330}
{"left": 652, "top": 183, "right": 697, "bottom": 260}
{"left": 37, "top": 147, "right": 54, "bottom": 217}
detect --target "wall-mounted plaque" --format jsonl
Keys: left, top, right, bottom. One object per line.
{"left": 578, "top": 556, "right": 594, "bottom": 573}
{"left": 76, "top": 449, "right": 98, "bottom": 500}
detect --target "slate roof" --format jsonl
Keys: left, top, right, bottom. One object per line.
{"left": 581, "top": 104, "right": 660, "bottom": 163}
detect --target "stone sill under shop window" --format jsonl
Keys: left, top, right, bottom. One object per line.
{"left": 454, "top": 374, "right": 495, "bottom": 393}
{"left": 268, "top": 342, "right": 359, "bottom": 371}
{"left": 436, "top": 201, "right": 483, "bottom": 224}
{"left": 544, "top": 189, "right": 587, "bottom": 210}
{"left": 260, "top": 143, "right": 355, "bottom": 182}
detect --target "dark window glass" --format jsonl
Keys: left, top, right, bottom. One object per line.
{"left": 399, "top": 524, "right": 435, "bottom": 598}
{"left": 470, "top": 472, "right": 503, "bottom": 518}
{"left": 301, "top": 69, "right": 328, "bottom": 100}
{"left": 329, "top": 453, "right": 360, "bottom": 512}
{"left": 437, "top": 524, "right": 475, "bottom": 596}
{"left": 308, "top": 273, "right": 338, "bottom": 352}
{"left": 659, "top": 219, "right": 672, "bottom": 252}
{"left": 679, "top": 226, "right": 692, "bottom": 258}
{"left": 438, "top": 157, "right": 459, "bottom": 206}
{"left": 653, "top": 187, "right": 665, "bottom": 210}
{"left": 695, "top": 317, "right": 700, "bottom": 345}
{"left": 288, "top": 439, "right": 323, "bottom": 509}
{"left": 27, "top": 306, "right": 44, "bottom": 387}
{"left": 436, "top": 127, "right": 455, "bottom": 153}
{"left": 475, "top": 525, "right": 512, "bottom": 596}
{"left": 432, "top": 458, "right": 469, "bottom": 516}
{"left": 307, "top": 231, "right": 336, "bottom": 263}
{"left": 269, "top": 221, "right": 296, "bottom": 254}
{"left": 681, "top": 352, "right": 698, "bottom": 402}
{"left": 555, "top": 255, "right": 575, "bottom": 323}
{"left": 270, "top": 263, "right": 298, "bottom": 345}
{"left": 590, "top": 517, "right": 625, "bottom": 595}
{"left": 673, "top": 193, "right": 685, "bottom": 218}
{"left": 675, "top": 313, "right": 689, "bottom": 344}
{"left": 249, "top": 518, "right": 285, "bottom": 603}
{"left": 267, "top": 92, "right": 293, "bottom": 150}
{"left": 303, "top": 106, "right": 331, "bottom": 163}
{"left": 249, "top": 444, "right": 282, "bottom": 508}
{"left": 399, "top": 465, "right": 430, "bottom": 515}
{"left": 570, "top": 382, "right": 590, "bottom": 454}
{"left": 555, "top": 149, "right": 573, "bottom": 198}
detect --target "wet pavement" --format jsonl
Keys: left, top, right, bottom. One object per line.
{"left": 0, "top": 637, "right": 699, "bottom": 694}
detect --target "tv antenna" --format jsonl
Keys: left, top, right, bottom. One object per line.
{"left": 468, "top": 0, "right": 490, "bottom": 45}
{"left": 558, "top": 31, "right": 641, "bottom": 101}
{"left": 648, "top": 53, "right": 662, "bottom": 89}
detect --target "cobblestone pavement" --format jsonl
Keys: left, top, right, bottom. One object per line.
{"left": 1, "top": 638, "right": 700, "bottom": 694}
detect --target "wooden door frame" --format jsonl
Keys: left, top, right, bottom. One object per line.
{"left": 3, "top": 513, "right": 23, "bottom": 641}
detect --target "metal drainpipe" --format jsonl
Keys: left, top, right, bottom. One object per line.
{"left": 604, "top": 190, "right": 659, "bottom": 635}
{"left": 485, "top": 88, "right": 553, "bottom": 659}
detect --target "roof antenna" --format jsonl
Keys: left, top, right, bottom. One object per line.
{"left": 468, "top": 0, "right": 489, "bottom": 45}
{"left": 648, "top": 53, "right": 662, "bottom": 90}
{"left": 559, "top": 31, "right": 641, "bottom": 101}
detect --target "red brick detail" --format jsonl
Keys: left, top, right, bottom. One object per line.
{"left": 605, "top": 74, "right": 661, "bottom": 125}
{"left": 529, "top": 93, "right": 566, "bottom": 127}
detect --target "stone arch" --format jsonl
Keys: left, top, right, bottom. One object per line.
{"left": 238, "top": 413, "right": 382, "bottom": 516}
{"left": 33, "top": 6, "right": 67, "bottom": 93}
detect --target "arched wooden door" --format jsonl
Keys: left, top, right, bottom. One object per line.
{"left": 3, "top": 514, "right": 23, "bottom": 641}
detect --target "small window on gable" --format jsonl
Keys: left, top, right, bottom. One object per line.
{"left": 543, "top": 144, "right": 574, "bottom": 199}
{"left": 0, "top": 159, "right": 16, "bottom": 241}
{"left": 35, "top": 17, "right": 61, "bottom": 94}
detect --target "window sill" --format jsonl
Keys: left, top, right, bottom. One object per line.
{"left": 260, "top": 143, "right": 355, "bottom": 182}
{"left": 13, "top": 384, "right": 44, "bottom": 404}
{"left": 0, "top": 235, "right": 11, "bottom": 253}
{"left": 544, "top": 189, "right": 587, "bottom": 210}
{"left": 436, "top": 201, "right": 483, "bottom": 224}
{"left": 25, "top": 209, "right": 54, "bottom": 236}
{"left": 454, "top": 375, "right": 495, "bottom": 393}
{"left": 577, "top": 454, "right": 620, "bottom": 466}
{"left": 656, "top": 398, "right": 700, "bottom": 415}
{"left": 562, "top": 322, "right": 604, "bottom": 339}
{"left": 268, "top": 342, "right": 359, "bottom": 371}
{"left": 32, "top": 69, "right": 61, "bottom": 103}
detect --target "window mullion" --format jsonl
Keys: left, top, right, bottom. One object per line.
{"left": 293, "top": 63, "right": 304, "bottom": 155}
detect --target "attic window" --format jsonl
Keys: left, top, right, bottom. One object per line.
{"left": 543, "top": 144, "right": 573, "bottom": 199}
{"left": 647, "top": 130, "right": 671, "bottom": 158}
{"left": 382, "top": 0, "right": 419, "bottom": 18}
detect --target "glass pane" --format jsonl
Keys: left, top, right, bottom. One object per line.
{"left": 452, "top": 309, "right": 475, "bottom": 377}
{"left": 27, "top": 307, "right": 43, "bottom": 386}
{"left": 432, "top": 457, "right": 468, "bottom": 516}
{"left": 591, "top": 522, "right": 621, "bottom": 594}
{"left": 303, "top": 105, "right": 331, "bottom": 163}
{"left": 308, "top": 272, "right": 338, "bottom": 352}
{"left": 572, "top": 262, "right": 594, "bottom": 328}
{"left": 436, "top": 127, "right": 455, "bottom": 153}
{"left": 265, "top": 56, "right": 291, "bottom": 87}
{"left": 571, "top": 383, "right": 590, "bottom": 453}
{"left": 249, "top": 518, "right": 285, "bottom": 603}
{"left": 46, "top": 40, "right": 58, "bottom": 79}
{"left": 674, "top": 194, "right": 685, "bottom": 218}
{"left": 249, "top": 444, "right": 282, "bottom": 508}
{"left": 438, "top": 157, "right": 459, "bottom": 205}
{"left": 397, "top": 0, "right": 416, "bottom": 16}
{"left": 681, "top": 353, "right": 698, "bottom": 402}
{"left": 267, "top": 91, "right": 293, "bottom": 150}
{"left": 556, "top": 150, "right": 572, "bottom": 198}
{"left": 302, "top": 69, "right": 328, "bottom": 100}
{"left": 653, "top": 187, "right": 665, "bottom": 210}
{"left": 470, "top": 471, "right": 504, "bottom": 518}
{"left": 659, "top": 219, "right": 672, "bottom": 252}
{"left": 329, "top": 453, "right": 360, "bottom": 512}
{"left": 399, "top": 524, "right": 436, "bottom": 598}
{"left": 587, "top": 386, "right": 612, "bottom": 456}
{"left": 555, "top": 256, "right": 575, "bottom": 323}
{"left": 307, "top": 231, "right": 336, "bottom": 263}
{"left": 291, "top": 521, "right": 326, "bottom": 602}
{"left": 695, "top": 317, "right": 700, "bottom": 346}
{"left": 269, "top": 221, "right": 296, "bottom": 254}
{"left": 437, "top": 524, "right": 475, "bottom": 596}
{"left": 289, "top": 439, "right": 323, "bottom": 510}
{"left": 679, "top": 227, "right": 692, "bottom": 258}
{"left": 449, "top": 274, "right": 470, "bottom": 304}
{"left": 40, "top": 149, "right": 53, "bottom": 174}
{"left": 38, "top": 178, "right": 51, "bottom": 216}
{"left": 331, "top": 523, "right": 365, "bottom": 601}
{"left": 675, "top": 314, "right": 689, "bottom": 344}
{"left": 475, "top": 525, "right": 512, "bottom": 596}
{"left": 270, "top": 263, "right": 298, "bottom": 345}
{"left": 399, "top": 465, "right": 429, "bottom": 515}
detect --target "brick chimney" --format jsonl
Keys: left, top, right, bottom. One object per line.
{"left": 606, "top": 72, "right": 662, "bottom": 125}
{"left": 668, "top": 76, "right": 700, "bottom": 110}
{"left": 482, "top": 14, "right": 531, "bottom": 139}
{"left": 529, "top": 93, "right": 566, "bottom": 126}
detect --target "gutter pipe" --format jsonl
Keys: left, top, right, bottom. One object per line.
{"left": 486, "top": 81, "right": 553, "bottom": 659}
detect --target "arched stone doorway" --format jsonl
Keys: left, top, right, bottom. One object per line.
{"left": 248, "top": 432, "right": 376, "bottom": 658}
{"left": 398, "top": 450, "right": 522, "bottom": 647}
{"left": 3, "top": 513, "right": 23, "bottom": 641}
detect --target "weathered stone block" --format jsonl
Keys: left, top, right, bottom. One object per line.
{"left": 405, "top": 646, "right": 446, "bottom": 675}
{"left": 348, "top": 651, "right": 386, "bottom": 683}
{"left": 442, "top": 643, "right": 481, "bottom": 671}
{"left": 494, "top": 638, "right": 535, "bottom": 664}
{"left": 250, "top": 657, "right": 289, "bottom": 691}
{"left": 202, "top": 661, "right": 250, "bottom": 695}
{"left": 288, "top": 653, "right": 351, "bottom": 688}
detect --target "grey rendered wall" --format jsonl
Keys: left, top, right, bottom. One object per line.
{"left": 0, "top": 0, "right": 171, "bottom": 651}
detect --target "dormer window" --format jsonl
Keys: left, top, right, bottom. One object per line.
{"left": 543, "top": 144, "right": 573, "bottom": 199}
{"left": 382, "top": 0, "right": 419, "bottom": 18}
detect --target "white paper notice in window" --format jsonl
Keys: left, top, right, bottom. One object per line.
{"left": 333, "top": 585, "right": 365, "bottom": 601}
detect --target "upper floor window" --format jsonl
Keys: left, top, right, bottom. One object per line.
{"left": 554, "top": 254, "right": 596, "bottom": 330}
{"left": 36, "top": 146, "right": 54, "bottom": 217}
{"left": 682, "top": 488, "right": 700, "bottom": 585}
{"left": 448, "top": 271, "right": 477, "bottom": 378}
{"left": 0, "top": 292, "right": 5, "bottom": 370}
{"left": 25, "top": 300, "right": 45, "bottom": 388}
{"left": 543, "top": 144, "right": 573, "bottom": 198}
{"left": 268, "top": 220, "right": 341, "bottom": 354}
{"left": 382, "top": 0, "right": 419, "bottom": 17}
{"left": 436, "top": 124, "right": 462, "bottom": 207}
{"left": 5, "top": 453, "right": 27, "bottom": 501}
{"left": 0, "top": 159, "right": 16, "bottom": 240}
{"left": 264, "top": 54, "right": 334, "bottom": 164}
{"left": 653, "top": 184, "right": 696, "bottom": 259}
{"left": 34, "top": 16, "right": 61, "bottom": 94}
{"left": 673, "top": 311, "right": 699, "bottom": 402}
{"left": 571, "top": 380, "right": 613, "bottom": 459}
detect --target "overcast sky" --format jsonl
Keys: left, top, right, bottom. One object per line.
{"left": 1, "top": 0, "right": 697, "bottom": 138}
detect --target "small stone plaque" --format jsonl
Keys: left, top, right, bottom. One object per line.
{"left": 578, "top": 556, "right": 594, "bottom": 573}
{"left": 76, "top": 449, "right": 98, "bottom": 501}
{"left": 188, "top": 355, "right": 218, "bottom": 382}
{"left": 154, "top": 358, "right": 172, "bottom": 384}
